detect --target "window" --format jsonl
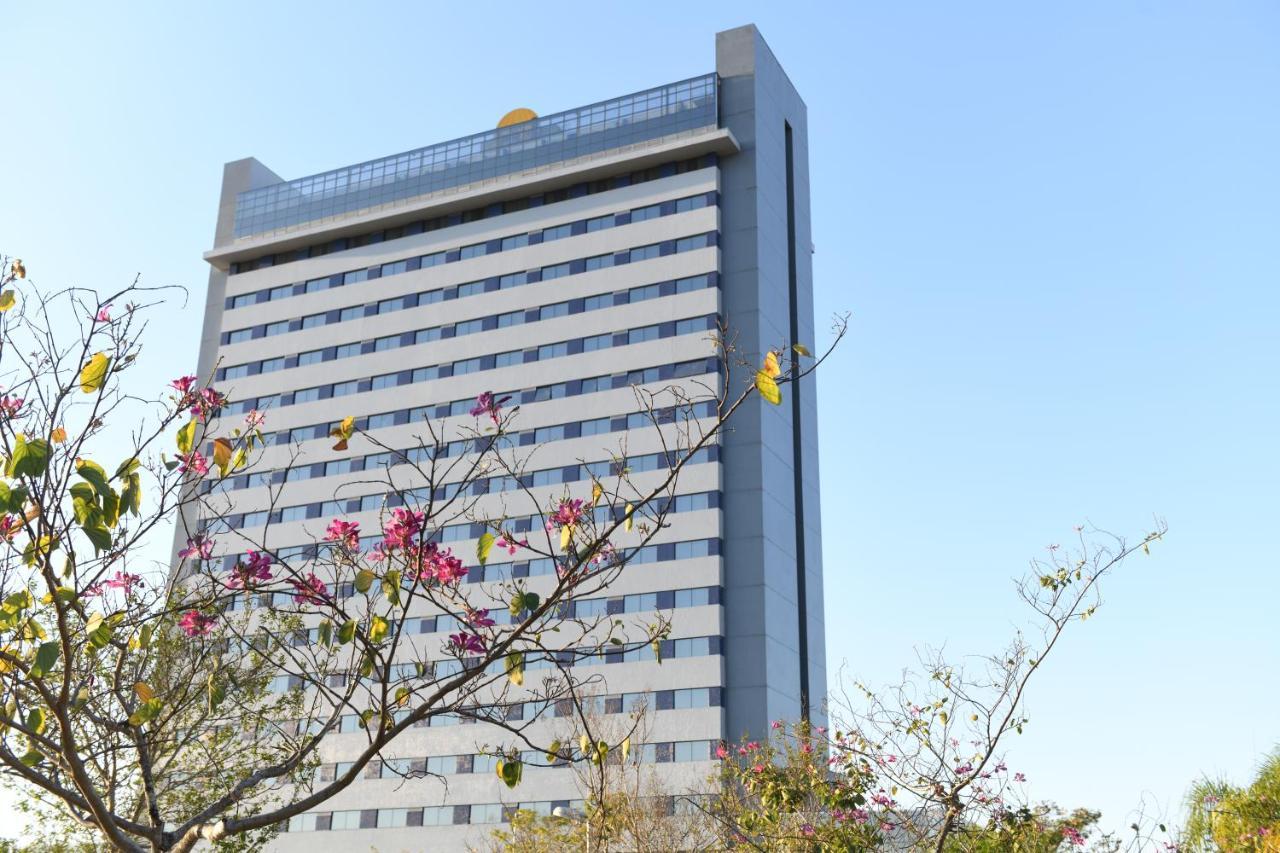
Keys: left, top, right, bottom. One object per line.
{"left": 580, "top": 417, "right": 610, "bottom": 436}
{"left": 335, "top": 342, "right": 362, "bottom": 359}
{"left": 455, "top": 318, "right": 483, "bottom": 335}
{"left": 495, "top": 350, "right": 523, "bottom": 368}
{"left": 227, "top": 328, "right": 253, "bottom": 344}
{"left": 371, "top": 374, "right": 398, "bottom": 391}
{"left": 628, "top": 325, "right": 660, "bottom": 344}
{"left": 540, "top": 302, "right": 569, "bottom": 320}
{"left": 501, "top": 233, "right": 529, "bottom": 251}
{"left": 676, "top": 317, "right": 707, "bottom": 335}
{"left": 293, "top": 387, "right": 320, "bottom": 404}
{"left": 541, "top": 262, "right": 570, "bottom": 280}
{"left": 630, "top": 244, "right": 660, "bottom": 262}
{"left": 542, "top": 223, "right": 572, "bottom": 242}
{"left": 583, "top": 333, "right": 611, "bottom": 352}
{"left": 420, "top": 251, "right": 445, "bottom": 268}
{"left": 585, "top": 215, "right": 614, "bottom": 232}
{"left": 298, "top": 349, "right": 324, "bottom": 367}
{"left": 676, "top": 234, "right": 710, "bottom": 252}
{"left": 301, "top": 314, "right": 326, "bottom": 329}
{"left": 230, "top": 293, "right": 255, "bottom": 309}
{"left": 453, "top": 358, "right": 481, "bottom": 376}
{"left": 330, "top": 811, "right": 361, "bottom": 830}
{"left": 459, "top": 243, "right": 487, "bottom": 260}
{"left": 675, "top": 274, "right": 706, "bottom": 293}
{"left": 415, "top": 328, "right": 441, "bottom": 345}
{"left": 675, "top": 194, "right": 708, "bottom": 213}
{"left": 332, "top": 381, "right": 359, "bottom": 397}
{"left": 499, "top": 272, "right": 525, "bottom": 289}
{"left": 305, "top": 277, "right": 330, "bottom": 293}
{"left": 374, "top": 335, "right": 399, "bottom": 352}
{"left": 497, "top": 310, "right": 523, "bottom": 328}
{"left": 281, "top": 506, "right": 310, "bottom": 523}
{"left": 631, "top": 203, "right": 661, "bottom": 222}
{"left": 538, "top": 342, "right": 568, "bottom": 360}
{"left": 269, "top": 285, "right": 292, "bottom": 300}
{"left": 339, "top": 306, "right": 363, "bottom": 322}
{"left": 343, "top": 269, "right": 368, "bottom": 285}
{"left": 584, "top": 293, "right": 613, "bottom": 311}
{"left": 457, "top": 280, "right": 485, "bottom": 297}
{"left": 585, "top": 254, "right": 614, "bottom": 271}
{"left": 381, "top": 260, "right": 408, "bottom": 276}
{"left": 630, "top": 283, "right": 661, "bottom": 302}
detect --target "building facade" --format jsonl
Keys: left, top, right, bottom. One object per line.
{"left": 184, "top": 24, "right": 822, "bottom": 849}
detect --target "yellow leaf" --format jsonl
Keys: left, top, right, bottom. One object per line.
{"left": 624, "top": 504, "right": 634, "bottom": 532}
{"left": 330, "top": 415, "right": 355, "bottom": 451}
{"left": 0, "top": 291, "right": 15, "bottom": 312}
{"left": 591, "top": 481, "right": 603, "bottom": 506}
{"left": 211, "top": 438, "right": 233, "bottom": 476}
{"left": 79, "top": 353, "right": 111, "bottom": 394}
{"left": 762, "top": 350, "right": 782, "bottom": 378}
{"left": 792, "top": 343, "right": 813, "bottom": 358}
{"left": 754, "top": 370, "right": 782, "bottom": 405}
{"left": 559, "top": 524, "right": 572, "bottom": 551}
{"left": 134, "top": 682, "right": 154, "bottom": 703}
{"left": 50, "top": 427, "right": 66, "bottom": 444}
{"left": 621, "top": 736, "right": 631, "bottom": 764}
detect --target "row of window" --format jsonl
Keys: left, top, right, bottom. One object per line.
{"left": 235, "top": 355, "right": 717, "bottom": 452}
{"left": 218, "top": 236, "right": 716, "bottom": 380}
{"left": 332, "top": 676, "right": 722, "bottom": 734}
{"left": 224, "top": 200, "right": 714, "bottom": 347}
{"left": 230, "top": 154, "right": 716, "bottom": 275}
{"left": 218, "top": 312, "right": 718, "bottom": 420}
{"left": 207, "top": 444, "right": 718, "bottom": 532}
{"left": 314, "top": 738, "right": 715, "bottom": 790}
{"left": 227, "top": 202, "right": 713, "bottom": 314}
{"left": 281, "top": 634, "right": 721, "bottom": 698}
{"left": 207, "top": 398, "right": 717, "bottom": 496}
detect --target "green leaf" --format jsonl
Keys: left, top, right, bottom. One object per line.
{"left": 354, "top": 570, "right": 374, "bottom": 594}
{"left": 85, "top": 612, "right": 111, "bottom": 649}
{"left": 29, "top": 642, "right": 59, "bottom": 678}
{"left": 523, "top": 592, "right": 540, "bottom": 612}
{"left": 207, "top": 673, "right": 225, "bottom": 712}
{"left": 120, "top": 475, "right": 141, "bottom": 517}
{"left": 0, "top": 290, "right": 15, "bottom": 313}
{"left": 79, "top": 352, "right": 111, "bottom": 394}
{"left": 792, "top": 343, "right": 813, "bottom": 358}
{"left": 545, "top": 739, "right": 561, "bottom": 764}
{"left": 175, "top": 420, "right": 197, "bottom": 455}
{"left": 317, "top": 620, "right": 333, "bottom": 647}
{"left": 754, "top": 370, "right": 782, "bottom": 405}
{"left": 75, "top": 459, "right": 110, "bottom": 498}
{"left": 100, "top": 489, "right": 120, "bottom": 528}
{"left": 25, "top": 707, "right": 45, "bottom": 735}
{"left": 505, "top": 652, "right": 524, "bottom": 687}
{"left": 496, "top": 757, "right": 523, "bottom": 789}
{"left": 337, "top": 620, "right": 357, "bottom": 645}
{"left": 128, "top": 698, "right": 163, "bottom": 727}
{"left": 115, "top": 457, "right": 141, "bottom": 478}
{"left": 477, "top": 531, "right": 495, "bottom": 566}
{"left": 69, "top": 482, "right": 95, "bottom": 506}
{"left": 19, "top": 747, "right": 43, "bottom": 767}
{"left": 394, "top": 686, "right": 410, "bottom": 707}
{"left": 9, "top": 437, "right": 51, "bottom": 479}
{"left": 368, "top": 615, "right": 389, "bottom": 644}
{"left": 381, "top": 570, "right": 401, "bottom": 606}
{"left": 80, "top": 519, "right": 112, "bottom": 553}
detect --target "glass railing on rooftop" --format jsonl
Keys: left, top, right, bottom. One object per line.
{"left": 233, "top": 73, "right": 718, "bottom": 238}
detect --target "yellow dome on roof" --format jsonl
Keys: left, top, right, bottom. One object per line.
{"left": 497, "top": 108, "right": 538, "bottom": 128}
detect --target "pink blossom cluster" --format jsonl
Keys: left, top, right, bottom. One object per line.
{"left": 546, "top": 498, "right": 587, "bottom": 532}
{"left": 170, "top": 375, "right": 227, "bottom": 421}
{"left": 0, "top": 514, "right": 19, "bottom": 539}
{"left": 447, "top": 631, "right": 485, "bottom": 655}
{"left": 469, "top": 391, "right": 510, "bottom": 426}
{"left": 179, "top": 610, "right": 217, "bottom": 637}
{"left": 227, "top": 551, "right": 273, "bottom": 589}
{"left": 381, "top": 507, "right": 425, "bottom": 551}
{"left": 324, "top": 519, "right": 361, "bottom": 550}
{"left": 288, "top": 573, "right": 328, "bottom": 605}
{"left": 0, "top": 395, "right": 24, "bottom": 419}
{"left": 178, "top": 534, "right": 214, "bottom": 561}
{"left": 179, "top": 451, "right": 208, "bottom": 476}
{"left": 85, "top": 570, "right": 144, "bottom": 598}
{"left": 411, "top": 542, "right": 467, "bottom": 585}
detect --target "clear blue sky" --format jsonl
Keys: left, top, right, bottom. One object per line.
{"left": 4, "top": 0, "right": 1277, "bottom": 835}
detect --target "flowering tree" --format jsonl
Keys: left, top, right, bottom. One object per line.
{"left": 825, "top": 523, "right": 1172, "bottom": 852}
{"left": 0, "top": 258, "right": 839, "bottom": 851}
{"left": 1181, "top": 749, "right": 1280, "bottom": 851}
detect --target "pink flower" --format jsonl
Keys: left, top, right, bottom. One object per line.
{"left": 464, "top": 608, "right": 495, "bottom": 628}
{"left": 800, "top": 824, "right": 815, "bottom": 837}
{"left": 955, "top": 762, "right": 973, "bottom": 776}
{"left": 880, "top": 822, "right": 896, "bottom": 832}
{"left": 1062, "top": 826, "right": 1085, "bottom": 846}
{"left": 191, "top": 387, "right": 226, "bottom": 421}
{"left": 244, "top": 409, "right": 265, "bottom": 429}
{"left": 715, "top": 743, "right": 729, "bottom": 760}
{"left": 849, "top": 809, "right": 870, "bottom": 825}
{"left": 751, "top": 764, "right": 765, "bottom": 774}
{"left": 0, "top": 514, "right": 19, "bottom": 540}
{"left": 447, "top": 631, "right": 485, "bottom": 655}
{"left": 324, "top": 519, "right": 361, "bottom": 551}
{"left": 546, "top": 498, "right": 586, "bottom": 532}
{"left": 382, "top": 507, "right": 425, "bottom": 551}
{"left": 93, "top": 304, "right": 112, "bottom": 323}
{"left": 227, "top": 551, "right": 273, "bottom": 589}
{"left": 0, "top": 395, "right": 24, "bottom": 418}
{"left": 288, "top": 573, "right": 328, "bottom": 605}
{"left": 771, "top": 720, "right": 783, "bottom": 730}
{"left": 469, "top": 391, "right": 510, "bottom": 425}
{"left": 170, "top": 375, "right": 198, "bottom": 397}
{"left": 179, "top": 451, "right": 208, "bottom": 476}
{"left": 178, "top": 534, "right": 214, "bottom": 561}
{"left": 494, "top": 535, "right": 524, "bottom": 555}
{"left": 1014, "top": 772, "right": 1026, "bottom": 783}
{"left": 179, "top": 610, "right": 217, "bottom": 637}
{"left": 420, "top": 543, "right": 467, "bottom": 584}
{"left": 801, "top": 742, "right": 813, "bottom": 754}
{"left": 745, "top": 741, "right": 760, "bottom": 752}
{"left": 871, "top": 792, "right": 894, "bottom": 807}
{"left": 102, "top": 571, "right": 143, "bottom": 595}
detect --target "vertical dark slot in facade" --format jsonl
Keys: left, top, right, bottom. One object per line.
{"left": 784, "top": 121, "right": 810, "bottom": 721}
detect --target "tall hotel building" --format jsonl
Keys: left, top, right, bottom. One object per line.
{"left": 186, "top": 25, "right": 823, "bottom": 849}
